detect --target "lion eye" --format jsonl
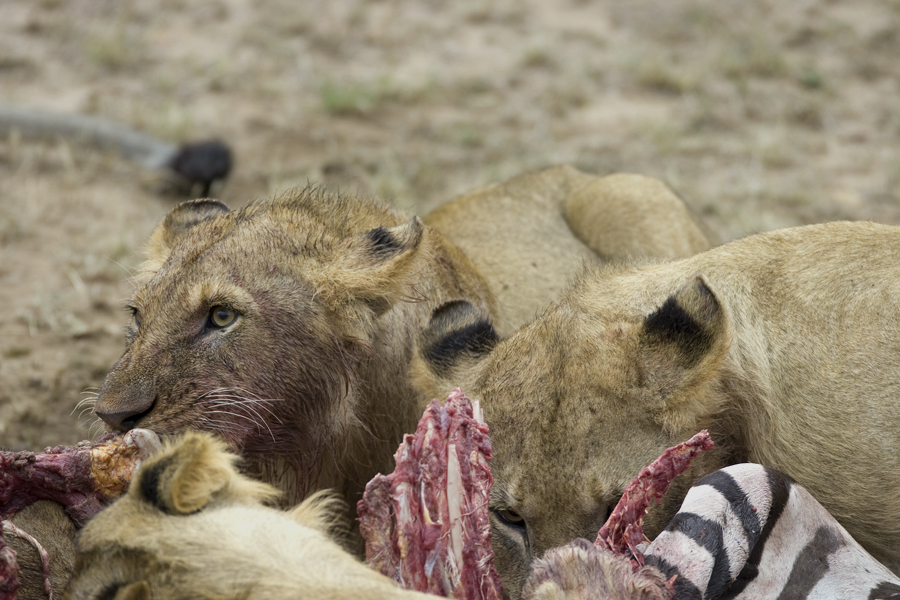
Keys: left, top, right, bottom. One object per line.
{"left": 495, "top": 508, "right": 525, "bottom": 527}
{"left": 127, "top": 306, "right": 140, "bottom": 329}
{"left": 604, "top": 497, "right": 620, "bottom": 524}
{"left": 208, "top": 306, "right": 239, "bottom": 328}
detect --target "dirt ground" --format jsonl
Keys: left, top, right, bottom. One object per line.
{"left": 1, "top": 0, "right": 899, "bottom": 451}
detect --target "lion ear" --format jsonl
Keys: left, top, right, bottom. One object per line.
{"left": 134, "top": 432, "right": 280, "bottom": 515}
{"left": 420, "top": 300, "right": 499, "bottom": 374}
{"left": 638, "top": 276, "right": 729, "bottom": 432}
{"left": 134, "top": 432, "right": 234, "bottom": 515}
{"left": 411, "top": 300, "right": 499, "bottom": 395}
{"left": 142, "top": 199, "right": 230, "bottom": 275}
{"left": 318, "top": 216, "right": 426, "bottom": 317}
{"left": 365, "top": 217, "right": 424, "bottom": 261}
{"left": 112, "top": 581, "right": 152, "bottom": 600}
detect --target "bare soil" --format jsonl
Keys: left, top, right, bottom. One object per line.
{"left": 2, "top": 0, "right": 900, "bottom": 450}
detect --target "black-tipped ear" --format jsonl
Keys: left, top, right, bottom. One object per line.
{"left": 144, "top": 199, "right": 230, "bottom": 270}
{"left": 366, "top": 216, "right": 423, "bottom": 260}
{"left": 420, "top": 300, "right": 499, "bottom": 377}
{"left": 311, "top": 217, "right": 426, "bottom": 326}
{"left": 159, "top": 198, "right": 230, "bottom": 247}
{"left": 642, "top": 276, "right": 722, "bottom": 368}
{"left": 639, "top": 276, "right": 728, "bottom": 433}
{"left": 135, "top": 432, "right": 233, "bottom": 515}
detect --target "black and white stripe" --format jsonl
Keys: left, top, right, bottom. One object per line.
{"left": 643, "top": 464, "right": 900, "bottom": 600}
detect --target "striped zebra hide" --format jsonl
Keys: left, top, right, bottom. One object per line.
{"left": 523, "top": 463, "right": 900, "bottom": 600}
{"left": 646, "top": 463, "right": 900, "bottom": 600}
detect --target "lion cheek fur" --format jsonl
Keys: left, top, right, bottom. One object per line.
{"left": 97, "top": 326, "right": 361, "bottom": 505}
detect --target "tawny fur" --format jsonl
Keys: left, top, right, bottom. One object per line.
{"left": 416, "top": 220, "right": 900, "bottom": 598}
{"left": 92, "top": 166, "right": 711, "bottom": 540}
{"left": 425, "top": 167, "right": 713, "bottom": 337}
{"left": 521, "top": 539, "right": 673, "bottom": 600}
{"left": 63, "top": 432, "right": 436, "bottom": 600}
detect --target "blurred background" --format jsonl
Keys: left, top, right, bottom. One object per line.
{"left": 2, "top": 0, "right": 899, "bottom": 449}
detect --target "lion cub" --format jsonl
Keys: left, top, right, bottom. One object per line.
{"left": 91, "top": 166, "right": 711, "bottom": 523}
{"left": 63, "top": 432, "right": 434, "bottom": 600}
{"left": 415, "top": 220, "right": 900, "bottom": 598}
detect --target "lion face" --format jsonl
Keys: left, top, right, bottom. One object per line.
{"left": 414, "top": 279, "right": 731, "bottom": 599}
{"left": 94, "top": 190, "right": 429, "bottom": 502}
{"left": 474, "top": 319, "right": 692, "bottom": 599}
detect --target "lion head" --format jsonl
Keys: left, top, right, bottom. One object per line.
{"left": 93, "top": 188, "right": 493, "bottom": 507}
{"left": 63, "top": 432, "right": 434, "bottom": 600}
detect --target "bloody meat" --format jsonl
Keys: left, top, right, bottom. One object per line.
{"left": 521, "top": 431, "right": 713, "bottom": 600}
{"left": 358, "top": 389, "right": 502, "bottom": 600}
{"left": 0, "top": 533, "right": 18, "bottom": 600}
{"left": 359, "top": 391, "right": 712, "bottom": 600}
{"left": 0, "top": 429, "right": 160, "bottom": 600}
{"left": 0, "top": 429, "right": 159, "bottom": 527}
{"left": 595, "top": 429, "right": 714, "bottom": 566}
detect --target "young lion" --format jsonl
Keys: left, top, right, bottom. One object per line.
{"left": 414, "top": 220, "right": 900, "bottom": 598}
{"left": 63, "top": 432, "right": 434, "bottom": 600}
{"left": 91, "top": 166, "right": 711, "bottom": 525}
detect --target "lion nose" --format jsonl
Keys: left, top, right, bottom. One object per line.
{"left": 94, "top": 376, "right": 156, "bottom": 432}
{"left": 95, "top": 408, "right": 151, "bottom": 432}
{"left": 94, "top": 391, "right": 156, "bottom": 432}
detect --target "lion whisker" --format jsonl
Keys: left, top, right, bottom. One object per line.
{"left": 199, "top": 393, "right": 285, "bottom": 423}
{"left": 202, "top": 409, "right": 277, "bottom": 443}
{"left": 203, "top": 397, "right": 285, "bottom": 425}
{"left": 225, "top": 401, "right": 284, "bottom": 429}
{"left": 195, "top": 388, "right": 222, "bottom": 401}
{"left": 198, "top": 387, "right": 264, "bottom": 401}
{"left": 88, "top": 419, "right": 105, "bottom": 441}
{"left": 200, "top": 420, "right": 228, "bottom": 434}
{"left": 71, "top": 397, "right": 98, "bottom": 416}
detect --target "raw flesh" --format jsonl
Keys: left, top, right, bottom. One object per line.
{"left": 358, "top": 389, "right": 502, "bottom": 600}
{"left": 595, "top": 429, "right": 714, "bottom": 566}
{"left": 0, "top": 429, "right": 160, "bottom": 600}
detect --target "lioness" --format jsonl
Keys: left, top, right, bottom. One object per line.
{"left": 63, "top": 432, "right": 434, "bottom": 600}
{"left": 91, "top": 166, "right": 711, "bottom": 523}
{"left": 414, "top": 221, "right": 900, "bottom": 598}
